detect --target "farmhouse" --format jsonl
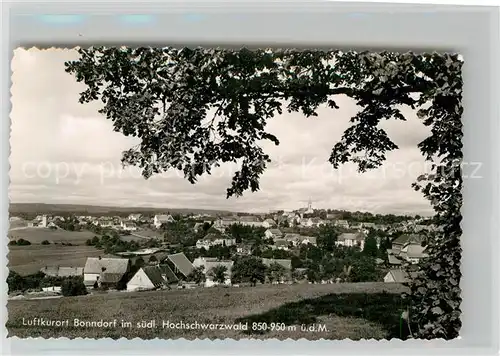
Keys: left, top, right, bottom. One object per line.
{"left": 83, "top": 257, "right": 130, "bottom": 288}
{"left": 271, "top": 239, "right": 290, "bottom": 250}
{"left": 237, "top": 215, "right": 263, "bottom": 227}
{"left": 391, "top": 234, "right": 423, "bottom": 252}
{"left": 335, "top": 232, "right": 366, "bottom": 249}
{"left": 126, "top": 265, "right": 178, "bottom": 292}
{"left": 301, "top": 217, "right": 325, "bottom": 228}
{"left": 128, "top": 213, "right": 142, "bottom": 221}
{"left": 121, "top": 221, "right": 138, "bottom": 231}
{"left": 195, "top": 233, "right": 236, "bottom": 250}
{"left": 262, "top": 219, "right": 277, "bottom": 228}
{"left": 153, "top": 214, "right": 174, "bottom": 228}
{"left": 264, "top": 228, "right": 283, "bottom": 240}
{"left": 334, "top": 220, "right": 349, "bottom": 229}
{"left": 283, "top": 233, "right": 302, "bottom": 245}
{"left": 299, "top": 235, "right": 317, "bottom": 246}
{"left": 167, "top": 252, "right": 194, "bottom": 278}
{"left": 40, "top": 266, "right": 83, "bottom": 277}
{"left": 28, "top": 215, "right": 48, "bottom": 228}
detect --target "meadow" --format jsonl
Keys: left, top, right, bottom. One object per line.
{"left": 8, "top": 245, "right": 106, "bottom": 276}
{"left": 7, "top": 282, "right": 409, "bottom": 340}
{"left": 8, "top": 227, "right": 97, "bottom": 245}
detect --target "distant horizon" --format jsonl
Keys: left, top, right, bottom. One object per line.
{"left": 8, "top": 201, "right": 433, "bottom": 218}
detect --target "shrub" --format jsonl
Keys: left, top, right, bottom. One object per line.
{"left": 61, "top": 277, "right": 88, "bottom": 297}
{"left": 41, "top": 240, "right": 50, "bottom": 245}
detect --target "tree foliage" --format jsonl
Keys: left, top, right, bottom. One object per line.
{"left": 66, "top": 47, "right": 463, "bottom": 339}
{"left": 61, "top": 276, "right": 88, "bottom": 297}
{"left": 208, "top": 265, "right": 228, "bottom": 284}
{"left": 231, "top": 257, "right": 266, "bottom": 286}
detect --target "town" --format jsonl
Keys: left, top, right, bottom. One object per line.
{"left": 7, "top": 200, "right": 437, "bottom": 299}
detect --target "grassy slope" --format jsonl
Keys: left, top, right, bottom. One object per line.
{"left": 8, "top": 228, "right": 96, "bottom": 245}
{"left": 7, "top": 282, "right": 408, "bottom": 340}
{"left": 8, "top": 245, "right": 106, "bottom": 276}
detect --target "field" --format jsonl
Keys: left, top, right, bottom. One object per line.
{"left": 8, "top": 228, "right": 97, "bottom": 245}
{"left": 7, "top": 282, "right": 409, "bottom": 340}
{"left": 8, "top": 245, "right": 106, "bottom": 276}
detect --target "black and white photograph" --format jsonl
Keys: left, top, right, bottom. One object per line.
{"left": 7, "top": 47, "right": 464, "bottom": 340}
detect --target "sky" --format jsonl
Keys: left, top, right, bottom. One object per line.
{"left": 9, "top": 48, "right": 434, "bottom": 215}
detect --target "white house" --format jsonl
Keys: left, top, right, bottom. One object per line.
{"left": 262, "top": 219, "right": 277, "bottom": 228}
{"left": 335, "top": 232, "right": 366, "bottom": 250}
{"left": 265, "top": 228, "right": 283, "bottom": 240}
{"left": 195, "top": 233, "right": 236, "bottom": 249}
{"left": 128, "top": 213, "right": 142, "bottom": 221}
{"left": 154, "top": 214, "right": 174, "bottom": 228}
{"left": 126, "top": 265, "right": 178, "bottom": 292}
{"left": 28, "top": 215, "right": 48, "bottom": 228}
{"left": 121, "top": 221, "right": 138, "bottom": 231}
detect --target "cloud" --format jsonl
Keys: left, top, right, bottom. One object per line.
{"left": 9, "top": 48, "right": 434, "bottom": 215}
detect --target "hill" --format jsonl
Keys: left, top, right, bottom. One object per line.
{"left": 7, "top": 282, "right": 409, "bottom": 340}
{"left": 9, "top": 203, "right": 233, "bottom": 217}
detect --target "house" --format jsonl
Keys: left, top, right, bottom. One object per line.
{"left": 301, "top": 217, "right": 325, "bottom": 228}
{"left": 237, "top": 215, "right": 263, "bottom": 227}
{"left": 154, "top": 214, "right": 174, "bottom": 228}
{"left": 40, "top": 266, "right": 83, "bottom": 277}
{"left": 335, "top": 232, "right": 366, "bottom": 249}
{"left": 264, "top": 228, "right": 283, "bottom": 240}
{"left": 128, "top": 213, "right": 142, "bottom": 221}
{"left": 83, "top": 257, "right": 130, "bottom": 288}
{"left": 195, "top": 233, "right": 236, "bottom": 249}
{"left": 95, "top": 217, "right": 113, "bottom": 228}
{"left": 121, "top": 221, "right": 138, "bottom": 231}
{"left": 272, "top": 239, "right": 291, "bottom": 250}
{"left": 391, "top": 234, "right": 423, "bottom": 252}
{"left": 213, "top": 216, "right": 240, "bottom": 229}
{"left": 28, "top": 215, "right": 48, "bottom": 228}
{"left": 361, "top": 222, "right": 376, "bottom": 229}
{"left": 299, "top": 236, "right": 317, "bottom": 246}
{"left": 384, "top": 269, "right": 418, "bottom": 283}
{"left": 167, "top": 252, "right": 194, "bottom": 278}
{"left": 399, "top": 244, "right": 429, "bottom": 264}
{"left": 126, "top": 265, "right": 178, "bottom": 292}
{"left": 283, "top": 233, "right": 302, "bottom": 246}
{"left": 262, "top": 218, "right": 277, "bottom": 228}
{"left": 334, "top": 220, "right": 349, "bottom": 229}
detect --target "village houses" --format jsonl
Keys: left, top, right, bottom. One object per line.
{"left": 335, "top": 232, "right": 366, "bottom": 250}
{"left": 153, "top": 214, "right": 174, "bottom": 228}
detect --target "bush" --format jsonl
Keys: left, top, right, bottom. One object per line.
{"left": 16, "top": 239, "right": 31, "bottom": 246}
{"left": 41, "top": 240, "right": 50, "bottom": 245}
{"left": 61, "top": 277, "right": 88, "bottom": 297}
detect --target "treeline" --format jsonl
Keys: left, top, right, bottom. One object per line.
{"left": 85, "top": 234, "right": 140, "bottom": 254}
{"left": 7, "top": 270, "right": 87, "bottom": 297}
